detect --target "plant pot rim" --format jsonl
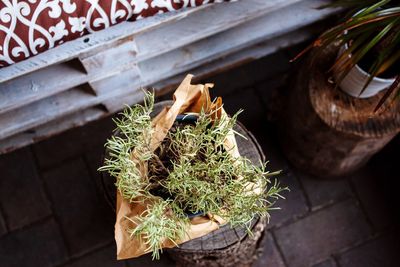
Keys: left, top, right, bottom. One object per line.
{"left": 342, "top": 42, "right": 396, "bottom": 83}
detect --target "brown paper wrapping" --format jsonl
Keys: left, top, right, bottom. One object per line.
{"left": 115, "top": 74, "right": 240, "bottom": 259}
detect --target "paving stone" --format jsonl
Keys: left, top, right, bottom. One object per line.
{"left": 84, "top": 146, "right": 116, "bottom": 213}
{"left": 255, "top": 74, "right": 288, "bottom": 98}
{"left": 312, "top": 258, "right": 337, "bottom": 267}
{"left": 84, "top": 144, "right": 108, "bottom": 177}
{"left": 223, "top": 87, "right": 266, "bottom": 131}
{"left": 0, "top": 219, "right": 67, "bottom": 267}
{"left": 349, "top": 135, "right": 399, "bottom": 231}
{"left": 64, "top": 245, "right": 125, "bottom": 267}
{"left": 274, "top": 200, "right": 372, "bottom": 267}
{"left": 250, "top": 123, "right": 290, "bottom": 172}
{"left": 350, "top": 167, "right": 396, "bottom": 231}
{"left": 298, "top": 172, "right": 352, "bottom": 210}
{"left": 254, "top": 75, "right": 289, "bottom": 122}
{"left": 84, "top": 146, "right": 108, "bottom": 191}
{"left": 0, "top": 147, "right": 51, "bottom": 230}
{"left": 42, "top": 158, "right": 114, "bottom": 256}
{"left": 253, "top": 231, "right": 285, "bottom": 267}
{"left": 224, "top": 90, "right": 288, "bottom": 172}
{"left": 268, "top": 172, "right": 308, "bottom": 227}
{"left": 338, "top": 234, "right": 400, "bottom": 267}
{"left": 33, "top": 116, "right": 115, "bottom": 169}
{"left": 202, "top": 52, "right": 291, "bottom": 97}
{"left": 0, "top": 212, "right": 6, "bottom": 236}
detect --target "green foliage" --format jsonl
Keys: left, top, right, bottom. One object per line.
{"left": 297, "top": 0, "right": 400, "bottom": 110}
{"left": 127, "top": 200, "right": 188, "bottom": 260}
{"left": 99, "top": 93, "right": 287, "bottom": 259}
{"left": 99, "top": 92, "right": 154, "bottom": 201}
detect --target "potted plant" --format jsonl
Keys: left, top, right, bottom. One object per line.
{"left": 296, "top": 0, "right": 400, "bottom": 108}
{"left": 279, "top": 0, "right": 400, "bottom": 177}
{"left": 99, "top": 76, "right": 287, "bottom": 261}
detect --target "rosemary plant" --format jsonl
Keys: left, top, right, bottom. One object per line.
{"left": 99, "top": 92, "right": 287, "bottom": 259}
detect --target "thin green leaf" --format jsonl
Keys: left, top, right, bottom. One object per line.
{"left": 378, "top": 50, "right": 400, "bottom": 75}
{"left": 374, "top": 75, "right": 400, "bottom": 112}
{"left": 356, "top": 0, "right": 391, "bottom": 17}
{"left": 338, "top": 21, "right": 394, "bottom": 75}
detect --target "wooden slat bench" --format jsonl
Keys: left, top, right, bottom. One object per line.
{"left": 0, "top": 0, "right": 338, "bottom": 153}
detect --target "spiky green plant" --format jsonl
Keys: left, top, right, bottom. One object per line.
{"left": 295, "top": 0, "right": 400, "bottom": 111}
{"left": 100, "top": 93, "right": 155, "bottom": 201}
{"left": 99, "top": 92, "right": 287, "bottom": 259}
{"left": 126, "top": 200, "right": 187, "bottom": 259}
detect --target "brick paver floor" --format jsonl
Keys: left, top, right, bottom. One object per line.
{"left": 0, "top": 46, "right": 399, "bottom": 267}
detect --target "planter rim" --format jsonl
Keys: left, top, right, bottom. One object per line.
{"left": 334, "top": 43, "right": 395, "bottom": 98}
{"left": 340, "top": 7, "right": 395, "bottom": 83}
{"left": 342, "top": 42, "right": 396, "bottom": 83}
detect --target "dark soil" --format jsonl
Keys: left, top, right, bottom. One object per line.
{"left": 357, "top": 44, "right": 399, "bottom": 79}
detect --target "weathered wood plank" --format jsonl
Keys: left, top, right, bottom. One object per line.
{"left": 139, "top": 0, "right": 337, "bottom": 84}
{"left": 0, "top": 0, "right": 335, "bottom": 140}
{"left": 0, "top": 0, "right": 339, "bottom": 151}
{"left": 83, "top": 0, "right": 302, "bottom": 70}
{"left": 114, "top": 0, "right": 302, "bottom": 61}
{"left": 0, "top": 25, "right": 320, "bottom": 153}
{"left": 0, "top": 90, "right": 148, "bottom": 153}
{"left": 0, "top": 86, "right": 97, "bottom": 139}
{"left": 0, "top": 106, "right": 106, "bottom": 154}
{"left": 79, "top": 37, "right": 139, "bottom": 75}
{"left": 93, "top": 0, "right": 337, "bottom": 109}
{"left": 0, "top": 60, "right": 87, "bottom": 114}
{"left": 0, "top": 0, "right": 300, "bottom": 114}
{"left": 93, "top": 25, "right": 322, "bottom": 114}
{"left": 101, "top": 89, "right": 145, "bottom": 112}
{"left": 153, "top": 24, "right": 325, "bottom": 92}
{"left": 0, "top": 6, "right": 208, "bottom": 83}
{"left": 0, "top": 66, "right": 143, "bottom": 140}
{"left": 89, "top": 65, "right": 141, "bottom": 96}
{"left": 0, "top": 52, "right": 139, "bottom": 114}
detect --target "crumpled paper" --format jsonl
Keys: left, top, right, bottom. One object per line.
{"left": 115, "top": 74, "right": 240, "bottom": 259}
